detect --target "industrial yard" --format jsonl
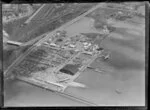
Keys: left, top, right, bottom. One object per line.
{"left": 7, "top": 30, "right": 105, "bottom": 92}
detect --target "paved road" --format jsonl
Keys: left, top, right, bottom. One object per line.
{"left": 4, "top": 3, "right": 106, "bottom": 78}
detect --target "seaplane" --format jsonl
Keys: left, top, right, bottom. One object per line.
{"left": 68, "top": 81, "right": 87, "bottom": 88}
{"left": 104, "top": 54, "right": 110, "bottom": 60}
{"left": 103, "top": 54, "right": 110, "bottom": 60}
{"left": 87, "top": 66, "right": 103, "bottom": 73}
{"left": 57, "top": 78, "right": 87, "bottom": 88}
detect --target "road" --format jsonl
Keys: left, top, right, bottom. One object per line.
{"left": 4, "top": 3, "right": 106, "bottom": 78}
{"left": 25, "top": 4, "right": 46, "bottom": 24}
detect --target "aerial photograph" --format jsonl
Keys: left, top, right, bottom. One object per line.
{"left": 3, "top": 2, "right": 145, "bottom": 106}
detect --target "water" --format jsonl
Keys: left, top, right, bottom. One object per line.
{"left": 4, "top": 79, "right": 86, "bottom": 106}
{"left": 63, "top": 16, "right": 145, "bottom": 105}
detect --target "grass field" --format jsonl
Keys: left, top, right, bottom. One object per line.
{"left": 3, "top": 16, "right": 29, "bottom": 39}
{"left": 17, "top": 4, "right": 96, "bottom": 42}
{"left": 3, "top": 4, "right": 96, "bottom": 43}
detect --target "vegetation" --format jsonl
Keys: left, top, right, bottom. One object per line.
{"left": 30, "top": 4, "right": 54, "bottom": 21}
{"left": 3, "top": 44, "right": 32, "bottom": 71}
{"left": 3, "top": 47, "right": 19, "bottom": 70}
{"left": 18, "top": 4, "right": 96, "bottom": 42}
{"left": 11, "top": 48, "right": 49, "bottom": 77}
{"left": 10, "top": 45, "right": 76, "bottom": 77}
{"left": 3, "top": 16, "right": 28, "bottom": 40}
{"left": 4, "top": 4, "right": 96, "bottom": 43}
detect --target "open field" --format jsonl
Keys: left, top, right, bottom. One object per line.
{"left": 18, "top": 3, "right": 96, "bottom": 42}
{"left": 3, "top": 3, "right": 96, "bottom": 43}
{"left": 3, "top": 45, "right": 31, "bottom": 70}
{"left": 28, "top": 4, "right": 54, "bottom": 22}
{"left": 3, "top": 4, "right": 41, "bottom": 39}
{"left": 3, "top": 16, "right": 29, "bottom": 37}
